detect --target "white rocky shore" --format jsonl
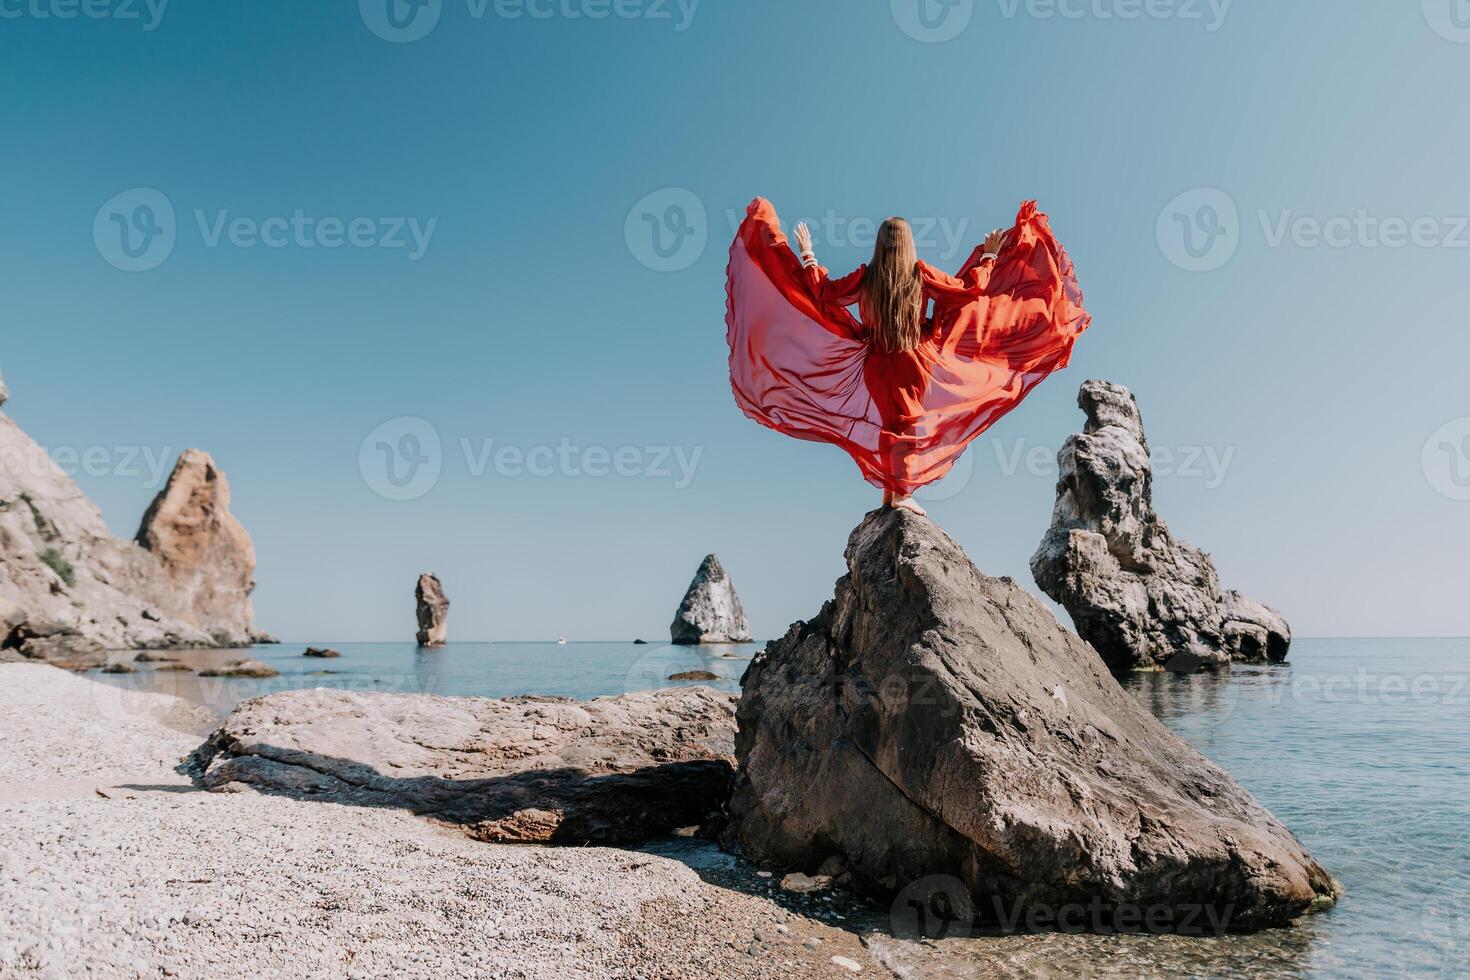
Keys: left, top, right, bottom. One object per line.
{"left": 0, "top": 664, "right": 882, "bottom": 979}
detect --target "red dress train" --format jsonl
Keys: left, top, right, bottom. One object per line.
{"left": 725, "top": 198, "right": 1091, "bottom": 495}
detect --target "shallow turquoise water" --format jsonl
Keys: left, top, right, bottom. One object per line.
{"left": 94, "top": 637, "right": 1470, "bottom": 977}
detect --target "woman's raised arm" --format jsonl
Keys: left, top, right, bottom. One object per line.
{"left": 922, "top": 226, "right": 1008, "bottom": 304}
{"left": 794, "top": 222, "right": 864, "bottom": 307}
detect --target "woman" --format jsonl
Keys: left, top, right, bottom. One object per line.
{"left": 726, "top": 199, "right": 1090, "bottom": 515}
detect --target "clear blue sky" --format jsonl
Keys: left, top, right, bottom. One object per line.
{"left": 3, "top": 1, "right": 1467, "bottom": 640}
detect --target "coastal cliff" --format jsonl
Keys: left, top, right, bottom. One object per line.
{"left": 0, "top": 370, "right": 269, "bottom": 664}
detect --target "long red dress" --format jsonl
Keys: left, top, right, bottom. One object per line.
{"left": 726, "top": 198, "right": 1091, "bottom": 494}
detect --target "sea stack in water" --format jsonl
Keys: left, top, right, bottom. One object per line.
{"left": 416, "top": 573, "right": 449, "bottom": 647}
{"left": 724, "top": 509, "right": 1335, "bottom": 931}
{"left": 0, "top": 372, "right": 270, "bottom": 662}
{"left": 135, "top": 449, "right": 265, "bottom": 647}
{"left": 670, "top": 554, "right": 752, "bottom": 645}
{"left": 1030, "top": 381, "right": 1291, "bottom": 671}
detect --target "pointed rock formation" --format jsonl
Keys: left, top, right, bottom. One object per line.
{"left": 415, "top": 573, "right": 449, "bottom": 646}
{"left": 135, "top": 449, "right": 263, "bottom": 647}
{"left": 725, "top": 509, "right": 1335, "bottom": 931}
{"left": 1031, "top": 381, "right": 1291, "bottom": 671}
{"left": 0, "top": 376, "right": 269, "bottom": 661}
{"left": 670, "top": 554, "right": 752, "bottom": 645}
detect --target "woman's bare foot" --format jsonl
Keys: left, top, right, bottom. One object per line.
{"left": 891, "top": 495, "right": 927, "bottom": 516}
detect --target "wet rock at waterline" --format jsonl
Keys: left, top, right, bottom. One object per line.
{"left": 415, "top": 573, "right": 450, "bottom": 647}
{"left": 303, "top": 647, "right": 341, "bottom": 658}
{"left": 724, "top": 508, "right": 1336, "bottom": 931}
{"left": 193, "top": 686, "right": 737, "bottom": 844}
{"left": 1031, "top": 381, "right": 1291, "bottom": 671}
{"left": 670, "top": 555, "right": 752, "bottom": 645}
{"left": 198, "top": 658, "right": 279, "bottom": 679}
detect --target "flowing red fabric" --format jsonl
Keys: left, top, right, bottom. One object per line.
{"left": 726, "top": 198, "right": 1091, "bottom": 494}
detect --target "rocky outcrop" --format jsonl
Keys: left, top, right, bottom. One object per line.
{"left": 0, "top": 375, "right": 269, "bottom": 663}
{"left": 198, "top": 658, "right": 279, "bottom": 678}
{"left": 724, "top": 509, "right": 1335, "bottom": 932}
{"left": 415, "top": 573, "right": 449, "bottom": 646}
{"left": 1031, "top": 381, "right": 1291, "bottom": 671}
{"left": 670, "top": 554, "right": 752, "bottom": 644}
{"left": 135, "top": 449, "right": 265, "bottom": 647}
{"left": 193, "top": 686, "right": 737, "bottom": 844}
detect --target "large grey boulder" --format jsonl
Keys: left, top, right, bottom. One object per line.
{"left": 193, "top": 686, "right": 736, "bottom": 844}
{"left": 0, "top": 377, "right": 269, "bottom": 663}
{"left": 670, "top": 554, "right": 752, "bottom": 644}
{"left": 1031, "top": 381, "right": 1290, "bottom": 671}
{"left": 724, "top": 509, "right": 1335, "bottom": 931}
{"left": 415, "top": 572, "right": 449, "bottom": 646}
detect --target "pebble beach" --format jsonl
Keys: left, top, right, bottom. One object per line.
{"left": 0, "top": 664, "right": 880, "bottom": 979}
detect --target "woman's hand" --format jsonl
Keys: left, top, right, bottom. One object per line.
{"left": 793, "top": 222, "right": 814, "bottom": 258}
{"left": 982, "top": 227, "right": 1008, "bottom": 258}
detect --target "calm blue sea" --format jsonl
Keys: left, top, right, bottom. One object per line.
{"left": 94, "top": 637, "right": 1470, "bottom": 978}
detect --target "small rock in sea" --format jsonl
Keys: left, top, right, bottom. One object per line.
{"left": 779, "top": 872, "right": 832, "bottom": 894}
{"left": 416, "top": 572, "right": 450, "bottom": 647}
{"left": 302, "top": 647, "right": 341, "bottom": 658}
{"left": 133, "top": 652, "right": 177, "bottom": 663}
{"left": 100, "top": 662, "right": 136, "bottom": 674}
{"left": 670, "top": 554, "right": 753, "bottom": 644}
{"left": 154, "top": 663, "right": 193, "bottom": 672}
{"left": 667, "top": 670, "right": 720, "bottom": 682}
{"left": 831, "top": 955, "right": 862, "bottom": 973}
{"left": 633, "top": 639, "right": 648, "bottom": 645}
{"left": 198, "top": 658, "right": 279, "bottom": 678}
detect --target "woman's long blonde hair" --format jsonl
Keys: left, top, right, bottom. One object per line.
{"left": 860, "top": 217, "right": 924, "bottom": 353}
